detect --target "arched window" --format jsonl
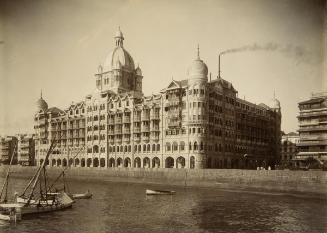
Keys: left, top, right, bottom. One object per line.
{"left": 152, "top": 144, "right": 156, "bottom": 151}
{"left": 166, "top": 142, "right": 171, "bottom": 151}
{"left": 143, "top": 144, "right": 146, "bottom": 152}
{"left": 200, "top": 142, "right": 204, "bottom": 150}
{"left": 173, "top": 142, "right": 178, "bottom": 151}
{"left": 157, "top": 144, "right": 160, "bottom": 151}
{"left": 189, "top": 142, "right": 192, "bottom": 150}
{"left": 147, "top": 144, "right": 150, "bottom": 152}
{"left": 180, "top": 141, "right": 185, "bottom": 151}
{"left": 194, "top": 141, "right": 198, "bottom": 150}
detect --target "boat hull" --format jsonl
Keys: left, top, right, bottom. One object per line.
{"left": 145, "top": 189, "right": 176, "bottom": 195}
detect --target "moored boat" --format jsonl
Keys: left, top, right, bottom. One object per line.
{"left": 145, "top": 189, "right": 176, "bottom": 195}
{"left": 72, "top": 190, "right": 92, "bottom": 200}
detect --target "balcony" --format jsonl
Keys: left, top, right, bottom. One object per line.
{"left": 108, "top": 138, "right": 114, "bottom": 144}
{"left": 134, "top": 137, "right": 141, "bottom": 142}
{"left": 108, "top": 129, "right": 114, "bottom": 135}
{"left": 151, "top": 126, "right": 160, "bottom": 132}
{"left": 108, "top": 119, "right": 115, "bottom": 125}
{"left": 142, "top": 136, "right": 150, "bottom": 142}
{"left": 115, "top": 118, "right": 122, "bottom": 124}
{"left": 123, "top": 116, "right": 131, "bottom": 123}
{"left": 151, "top": 135, "right": 159, "bottom": 141}
{"left": 134, "top": 116, "right": 141, "bottom": 122}
{"left": 133, "top": 127, "right": 141, "bottom": 133}
{"left": 141, "top": 115, "right": 150, "bottom": 121}
{"left": 298, "top": 125, "right": 327, "bottom": 132}
{"left": 123, "top": 137, "right": 130, "bottom": 143}
{"left": 115, "top": 129, "right": 122, "bottom": 135}
{"left": 115, "top": 138, "right": 122, "bottom": 144}
{"left": 142, "top": 126, "right": 150, "bottom": 132}
{"left": 123, "top": 128, "right": 131, "bottom": 134}
{"left": 150, "top": 114, "right": 160, "bottom": 120}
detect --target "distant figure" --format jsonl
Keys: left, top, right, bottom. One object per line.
{"left": 257, "top": 167, "right": 260, "bottom": 170}
{"left": 268, "top": 166, "right": 271, "bottom": 170}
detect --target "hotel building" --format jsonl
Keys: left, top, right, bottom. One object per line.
{"left": 34, "top": 29, "right": 281, "bottom": 169}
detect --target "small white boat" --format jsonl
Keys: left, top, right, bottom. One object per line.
{"left": 72, "top": 190, "right": 92, "bottom": 200}
{"left": 0, "top": 203, "right": 23, "bottom": 222}
{"left": 145, "top": 189, "right": 176, "bottom": 195}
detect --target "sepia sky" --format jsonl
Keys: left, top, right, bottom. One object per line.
{"left": 0, "top": 0, "right": 326, "bottom": 135}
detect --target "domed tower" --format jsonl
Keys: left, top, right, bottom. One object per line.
{"left": 187, "top": 45, "right": 208, "bottom": 86}
{"left": 94, "top": 27, "right": 143, "bottom": 97}
{"left": 187, "top": 45, "right": 208, "bottom": 169}
{"left": 36, "top": 91, "right": 48, "bottom": 113}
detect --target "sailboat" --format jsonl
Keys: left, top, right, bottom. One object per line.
{"left": 0, "top": 138, "right": 74, "bottom": 221}
{"left": 0, "top": 144, "right": 22, "bottom": 221}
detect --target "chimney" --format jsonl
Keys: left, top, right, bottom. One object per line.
{"left": 218, "top": 54, "right": 221, "bottom": 79}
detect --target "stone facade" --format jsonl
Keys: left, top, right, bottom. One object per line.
{"left": 17, "top": 134, "right": 35, "bottom": 166}
{"left": 0, "top": 136, "right": 18, "bottom": 165}
{"left": 34, "top": 29, "right": 281, "bottom": 169}
{"left": 281, "top": 132, "right": 299, "bottom": 166}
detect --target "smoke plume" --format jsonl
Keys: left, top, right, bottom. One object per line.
{"left": 220, "top": 42, "right": 319, "bottom": 65}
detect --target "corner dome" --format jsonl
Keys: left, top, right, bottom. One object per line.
{"left": 270, "top": 98, "right": 280, "bottom": 109}
{"left": 135, "top": 65, "right": 142, "bottom": 76}
{"left": 187, "top": 59, "right": 208, "bottom": 77}
{"left": 36, "top": 95, "right": 48, "bottom": 112}
{"left": 187, "top": 45, "right": 208, "bottom": 78}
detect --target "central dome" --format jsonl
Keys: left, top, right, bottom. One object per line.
{"left": 103, "top": 28, "right": 135, "bottom": 72}
{"left": 103, "top": 47, "right": 135, "bottom": 72}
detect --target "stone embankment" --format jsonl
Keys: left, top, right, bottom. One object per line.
{"left": 1, "top": 166, "right": 327, "bottom": 195}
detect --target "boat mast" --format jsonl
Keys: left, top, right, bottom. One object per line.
{"left": 0, "top": 144, "right": 17, "bottom": 203}
{"left": 26, "top": 139, "right": 57, "bottom": 205}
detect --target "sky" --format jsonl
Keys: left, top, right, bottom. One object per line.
{"left": 0, "top": 0, "right": 326, "bottom": 135}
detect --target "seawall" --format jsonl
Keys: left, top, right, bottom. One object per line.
{"left": 1, "top": 166, "right": 327, "bottom": 195}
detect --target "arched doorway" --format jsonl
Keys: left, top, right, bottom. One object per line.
{"left": 69, "top": 158, "right": 74, "bottom": 167}
{"left": 143, "top": 157, "right": 150, "bottom": 168}
{"left": 81, "top": 158, "right": 85, "bottom": 167}
{"left": 75, "top": 158, "right": 80, "bottom": 167}
{"left": 117, "top": 158, "right": 123, "bottom": 167}
{"left": 100, "top": 158, "right": 106, "bottom": 167}
{"left": 109, "top": 158, "right": 115, "bottom": 167}
{"left": 62, "top": 159, "right": 67, "bottom": 167}
{"left": 93, "top": 158, "right": 99, "bottom": 167}
{"left": 87, "top": 158, "right": 92, "bottom": 167}
{"left": 57, "top": 159, "right": 61, "bottom": 167}
{"left": 152, "top": 157, "right": 160, "bottom": 168}
{"left": 190, "top": 156, "right": 195, "bottom": 169}
{"left": 134, "top": 157, "right": 141, "bottom": 168}
{"left": 165, "top": 157, "right": 174, "bottom": 168}
{"left": 176, "top": 156, "right": 185, "bottom": 168}
{"left": 124, "top": 158, "right": 131, "bottom": 167}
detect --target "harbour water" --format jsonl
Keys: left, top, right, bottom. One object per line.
{"left": 0, "top": 177, "right": 326, "bottom": 233}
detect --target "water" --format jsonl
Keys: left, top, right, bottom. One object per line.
{"left": 0, "top": 177, "right": 326, "bottom": 233}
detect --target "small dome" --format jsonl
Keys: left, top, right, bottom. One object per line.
{"left": 36, "top": 96, "right": 48, "bottom": 112}
{"left": 270, "top": 98, "right": 280, "bottom": 109}
{"left": 135, "top": 66, "right": 142, "bottom": 76}
{"left": 115, "top": 28, "right": 124, "bottom": 39}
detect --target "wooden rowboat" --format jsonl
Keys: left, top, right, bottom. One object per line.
{"left": 72, "top": 190, "right": 92, "bottom": 200}
{"left": 145, "top": 189, "right": 176, "bottom": 195}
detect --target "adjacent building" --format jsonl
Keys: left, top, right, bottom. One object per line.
{"left": 296, "top": 91, "right": 327, "bottom": 166}
{"left": 0, "top": 136, "right": 18, "bottom": 165}
{"left": 281, "top": 132, "right": 299, "bottom": 167}
{"left": 17, "top": 134, "right": 35, "bottom": 166}
{"left": 34, "top": 28, "right": 281, "bottom": 169}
